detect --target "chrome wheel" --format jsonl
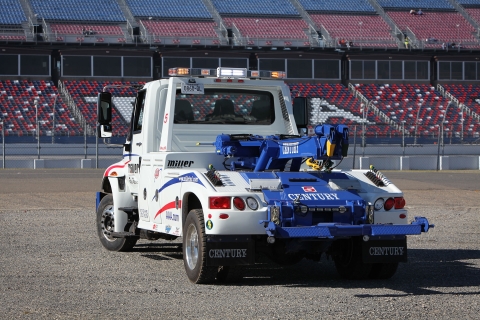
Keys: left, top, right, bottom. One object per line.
{"left": 101, "top": 204, "right": 116, "bottom": 242}
{"left": 185, "top": 223, "right": 199, "bottom": 270}
{"left": 96, "top": 194, "right": 137, "bottom": 252}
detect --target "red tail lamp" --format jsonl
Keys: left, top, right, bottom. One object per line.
{"left": 209, "top": 197, "right": 231, "bottom": 209}
{"left": 394, "top": 197, "right": 406, "bottom": 209}
{"left": 384, "top": 197, "right": 395, "bottom": 211}
{"left": 233, "top": 197, "right": 246, "bottom": 210}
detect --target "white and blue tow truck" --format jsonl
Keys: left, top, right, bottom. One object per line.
{"left": 95, "top": 67, "right": 433, "bottom": 284}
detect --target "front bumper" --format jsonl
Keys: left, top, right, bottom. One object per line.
{"left": 263, "top": 216, "right": 434, "bottom": 239}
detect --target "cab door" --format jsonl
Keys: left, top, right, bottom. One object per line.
{"left": 125, "top": 89, "right": 146, "bottom": 196}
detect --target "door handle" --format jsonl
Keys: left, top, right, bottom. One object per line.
{"left": 136, "top": 142, "right": 142, "bottom": 146}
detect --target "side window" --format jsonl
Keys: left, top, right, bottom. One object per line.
{"left": 133, "top": 90, "right": 146, "bottom": 132}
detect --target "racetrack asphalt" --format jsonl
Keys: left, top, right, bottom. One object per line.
{"left": 0, "top": 169, "right": 479, "bottom": 319}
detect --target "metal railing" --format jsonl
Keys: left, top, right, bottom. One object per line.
{"left": 2, "top": 125, "right": 479, "bottom": 170}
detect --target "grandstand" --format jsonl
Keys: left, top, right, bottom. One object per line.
{"left": 1, "top": 0, "right": 480, "bottom": 144}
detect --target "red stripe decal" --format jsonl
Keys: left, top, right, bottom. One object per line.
{"left": 154, "top": 200, "right": 182, "bottom": 219}
{"left": 104, "top": 160, "right": 130, "bottom": 177}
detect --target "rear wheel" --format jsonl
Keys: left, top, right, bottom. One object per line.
{"left": 333, "top": 237, "right": 372, "bottom": 280}
{"left": 96, "top": 194, "right": 137, "bottom": 252}
{"left": 183, "top": 209, "right": 217, "bottom": 284}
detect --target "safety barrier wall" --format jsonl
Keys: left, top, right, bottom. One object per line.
{"left": 1, "top": 140, "right": 479, "bottom": 170}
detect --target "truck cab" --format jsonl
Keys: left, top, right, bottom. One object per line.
{"left": 95, "top": 67, "right": 433, "bottom": 284}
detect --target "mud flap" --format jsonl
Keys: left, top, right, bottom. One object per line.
{"left": 362, "top": 238, "right": 407, "bottom": 263}
{"left": 206, "top": 235, "right": 255, "bottom": 266}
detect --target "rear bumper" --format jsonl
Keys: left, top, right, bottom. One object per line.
{"left": 265, "top": 216, "right": 434, "bottom": 239}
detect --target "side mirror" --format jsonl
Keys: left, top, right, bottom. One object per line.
{"left": 97, "top": 92, "right": 112, "bottom": 124}
{"left": 97, "top": 92, "right": 112, "bottom": 138}
{"left": 292, "top": 97, "right": 308, "bottom": 129}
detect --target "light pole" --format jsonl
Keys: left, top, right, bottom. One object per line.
{"left": 359, "top": 21, "right": 363, "bottom": 45}
{"left": 414, "top": 101, "right": 424, "bottom": 145}
{"left": 456, "top": 24, "right": 460, "bottom": 46}
{"left": 441, "top": 101, "right": 452, "bottom": 156}
{"left": 460, "top": 108, "right": 464, "bottom": 142}
{"left": 255, "top": 19, "right": 259, "bottom": 46}
{"left": 360, "top": 101, "right": 370, "bottom": 156}
{"left": 52, "top": 94, "right": 57, "bottom": 144}
{"left": 34, "top": 100, "right": 40, "bottom": 159}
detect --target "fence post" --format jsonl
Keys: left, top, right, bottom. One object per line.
{"left": 35, "top": 100, "right": 40, "bottom": 159}
{"left": 84, "top": 122, "right": 87, "bottom": 159}
{"left": 352, "top": 125, "right": 357, "bottom": 169}
{"left": 1, "top": 122, "right": 4, "bottom": 169}
{"left": 362, "top": 122, "right": 366, "bottom": 157}
{"left": 436, "top": 126, "right": 441, "bottom": 171}
{"left": 95, "top": 132, "right": 98, "bottom": 169}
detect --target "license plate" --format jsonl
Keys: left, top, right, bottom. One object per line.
{"left": 362, "top": 238, "right": 407, "bottom": 263}
{"left": 181, "top": 82, "right": 204, "bottom": 94}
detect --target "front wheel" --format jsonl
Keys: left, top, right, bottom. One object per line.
{"left": 183, "top": 209, "right": 217, "bottom": 284}
{"left": 96, "top": 194, "right": 137, "bottom": 252}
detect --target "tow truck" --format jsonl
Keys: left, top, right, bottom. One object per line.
{"left": 95, "top": 67, "right": 433, "bottom": 283}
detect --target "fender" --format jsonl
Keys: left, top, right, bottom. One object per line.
{"left": 100, "top": 160, "right": 136, "bottom": 233}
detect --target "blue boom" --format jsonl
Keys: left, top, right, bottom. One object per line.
{"left": 214, "top": 124, "right": 349, "bottom": 172}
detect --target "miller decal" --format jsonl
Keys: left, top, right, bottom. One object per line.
{"left": 206, "top": 220, "right": 213, "bottom": 230}
{"left": 167, "top": 160, "right": 194, "bottom": 168}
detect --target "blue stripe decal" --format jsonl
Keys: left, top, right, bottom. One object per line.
{"left": 153, "top": 173, "right": 205, "bottom": 200}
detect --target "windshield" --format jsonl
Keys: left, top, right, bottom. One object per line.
{"left": 174, "top": 89, "right": 275, "bottom": 124}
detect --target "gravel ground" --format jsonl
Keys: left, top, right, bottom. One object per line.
{"left": 0, "top": 169, "right": 479, "bottom": 319}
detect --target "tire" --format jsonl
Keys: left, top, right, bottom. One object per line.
{"left": 369, "top": 263, "right": 399, "bottom": 279}
{"left": 333, "top": 237, "right": 372, "bottom": 280}
{"left": 96, "top": 194, "right": 137, "bottom": 252}
{"left": 183, "top": 209, "right": 217, "bottom": 284}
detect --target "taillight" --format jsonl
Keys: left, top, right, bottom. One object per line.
{"left": 219, "top": 213, "right": 229, "bottom": 219}
{"left": 233, "top": 197, "right": 245, "bottom": 210}
{"left": 209, "top": 197, "right": 231, "bottom": 209}
{"left": 384, "top": 197, "right": 395, "bottom": 211}
{"left": 394, "top": 197, "right": 406, "bottom": 209}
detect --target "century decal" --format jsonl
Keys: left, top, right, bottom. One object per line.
{"left": 167, "top": 160, "right": 194, "bottom": 168}
{"left": 282, "top": 142, "right": 299, "bottom": 155}
{"left": 209, "top": 249, "right": 247, "bottom": 258}
{"left": 369, "top": 247, "right": 405, "bottom": 256}
{"left": 287, "top": 193, "right": 340, "bottom": 201}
